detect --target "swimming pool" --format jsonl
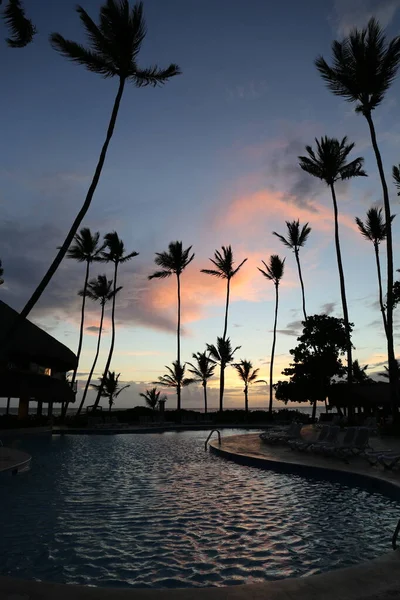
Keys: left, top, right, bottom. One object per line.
{"left": 0, "top": 430, "right": 399, "bottom": 588}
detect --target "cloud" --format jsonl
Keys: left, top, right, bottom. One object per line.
{"left": 320, "top": 302, "right": 336, "bottom": 315}
{"left": 276, "top": 320, "right": 303, "bottom": 337}
{"left": 226, "top": 80, "right": 269, "bottom": 102}
{"left": 332, "top": 0, "right": 400, "bottom": 35}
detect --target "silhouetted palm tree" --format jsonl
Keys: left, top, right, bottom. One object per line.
{"left": 149, "top": 241, "right": 194, "bottom": 410}
{"left": 299, "top": 137, "right": 366, "bottom": 394}
{"left": 201, "top": 246, "right": 247, "bottom": 340}
{"left": 139, "top": 387, "right": 167, "bottom": 410}
{"left": 393, "top": 165, "right": 400, "bottom": 196}
{"left": 187, "top": 351, "right": 216, "bottom": 414}
{"left": 233, "top": 359, "right": 260, "bottom": 413}
{"left": 66, "top": 228, "right": 104, "bottom": 388}
{"left": 316, "top": 18, "right": 400, "bottom": 413}
{"left": 154, "top": 361, "right": 194, "bottom": 410}
{"left": 356, "top": 208, "right": 394, "bottom": 336}
{"left": 8, "top": 1, "right": 179, "bottom": 336}
{"left": 258, "top": 255, "right": 285, "bottom": 414}
{"left": 207, "top": 337, "right": 240, "bottom": 412}
{"left": 91, "top": 371, "right": 130, "bottom": 412}
{"left": 93, "top": 232, "right": 138, "bottom": 409}
{"left": 273, "top": 220, "right": 311, "bottom": 321}
{"left": 0, "top": 259, "right": 4, "bottom": 285}
{"left": 2, "top": 0, "right": 36, "bottom": 47}
{"left": 352, "top": 360, "right": 372, "bottom": 384}
{"left": 75, "top": 275, "right": 121, "bottom": 417}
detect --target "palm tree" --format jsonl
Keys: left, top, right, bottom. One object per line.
{"left": 393, "top": 165, "right": 400, "bottom": 196}
{"left": 299, "top": 137, "right": 366, "bottom": 398}
{"left": 355, "top": 208, "right": 394, "bottom": 336}
{"left": 315, "top": 18, "right": 400, "bottom": 414}
{"left": 233, "top": 359, "right": 260, "bottom": 413}
{"left": 186, "top": 351, "right": 216, "bottom": 414}
{"left": 0, "top": 259, "right": 4, "bottom": 285}
{"left": 153, "top": 361, "right": 194, "bottom": 410}
{"left": 207, "top": 337, "right": 240, "bottom": 412}
{"left": 139, "top": 387, "right": 167, "bottom": 411}
{"left": 149, "top": 241, "right": 195, "bottom": 410}
{"left": 201, "top": 246, "right": 247, "bottom": 340}
{"left": 258, "top": 255, "right": 285, "bottom": 414}
{"left": 6, "top": 1, "right": 179, "bottom": 340}
{"left": 2, "top": 0, "right": 36, "bottom": 47}
{"left": 352, "top": 360, "right": 372, "bottom": 384}
{"left": 93, "top": 232, "right": 138, "bottom": 410}
{"left": 273, "top": 220, "right": 311, "bottom": 322}
{"left": 75, "top": 275, "right": 121, "bottom": 417}
{"left": 66, "top": 228, "right": 104, "bottom": 388}
{"left": 91, "top": 371, "right": 130, "bottom": 412}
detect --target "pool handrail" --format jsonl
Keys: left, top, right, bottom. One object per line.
{"left": 205, "top": 429, "right": 221, "bottom": 450}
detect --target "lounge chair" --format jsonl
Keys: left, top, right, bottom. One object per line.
{"left": 309, "top": 426, "right": 340, "bottom": 454}
{"left": 290, "top": 424, "right": 330, "bottom": 451}
{"left": 260, "top": 422, "right": 302, "bottom": 445}
{"left": 322, "top": 427, "right": 358, "bottom": 457}
{"left": 375, "top": 452, "right": 400, "bottom": 470}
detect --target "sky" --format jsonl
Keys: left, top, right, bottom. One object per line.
{"left": 2, "top": 0, "right": 400, "bottom": 411}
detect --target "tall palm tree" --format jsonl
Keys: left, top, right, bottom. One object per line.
{"left": 201, "top": 246, "right": 247, "bottom": 340}
{"left": 233, "top": 359, "right": 260, "bottom": 413}
{"left": 93, "top": 232, "right": 138, "bottom": 409}
{"left": 66, "top": 228, "right": 104, "bottom": 388}
{"left": 207, "top": 337, "right": 240, "bottom": 412}
{"left": 91, "top": 371, "right": 130, "bottom": 412}
{"left": 2, "top": 0, "right": 36, "bottom": 47}
{"left": 355, "top": 207, "right": 394, "bottom": 336}
{"left": 315, "top": 18, "right": 400, "bottom": 414}
{"left": 258, "top": 255, "right": 285, "bottom": 414}
{"left": 75, "top": 275, "right": 121, "bottom": 417}
{"left": 5, "top": 1, "right": 179, "bottom": 343}
{"left": 139, "top": 387, "right": 167, "bottom": 411}
{"left": 352, "top": 360, "right": 372, "bottom": 384}
{"left": 153, "top": 361, "right": 194, "bottom": 410}
{"left": 273, "top": 220, "right": 311, "bottom": 322}
{"left": 299, "top": 137, "right": 366, "bottom": 399}
{"left": 393, "top": 165, "right": 400, "bottom": 196}
{"left": 149, "top": 241, "right": 195, "bottom": 410}
{"left": 0, "top": 259, "right": 4, "bottom": 285}
{"left": 186, "top": 351, "right": 216, "bottom": 414}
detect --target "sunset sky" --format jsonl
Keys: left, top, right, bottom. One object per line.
{"left": 2, "top": 0, "right": 400, "bottom": 411}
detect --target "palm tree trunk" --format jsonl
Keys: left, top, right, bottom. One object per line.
{"left": 203, "top": 381, "right": 207, "bottom": 414}
{"left": 244, "top": 385, "right": 248, "bottom": 413}
{"left": 269, "top": 283, "right": 279, "bottom": 415}
{"left": 62, "top": 260, "right": 90, "bottom": 421}
{"left": 93, "top": 263, "right": 119, "bottom": 410}
{"left": 219, "top": 364, "right": 225, "bottom": 412}
{"left": 374, "top": 242, "right": 388, "bottom": 336}
{"left": 2, "top": 77, "right": 126, "bottom": 352}
{"left": 311, "top": 399, "right": 317, "bottom": 422}
{"left": 223, "top": 278, "right": 230, "bottom": 340}
{"left": 295, "top": 249, "right": 307, "bottom": 322}
{"left": 75, "top": 303, "right": 105, "bottom": 417}
{"left": 329, "top": 184, "right": 353, "bottom": 416}
{"left": 176, "top": 272, "right": 181, "bottom": 411}
{"left": 364, "top": 111, "right": 398, "bottom": 417}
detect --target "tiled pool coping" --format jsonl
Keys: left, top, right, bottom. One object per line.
{"left": 1, "top": 431, "right": 400, "bottom": 600}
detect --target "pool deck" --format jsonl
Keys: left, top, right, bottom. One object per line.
{"left": 2, "top": 429, "right": 400, "bottom": 600}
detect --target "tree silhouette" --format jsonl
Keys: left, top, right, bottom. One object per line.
{"left": 66, "top": 228, "right": 104, "bottom": 389}
{"left": 2, "top": 0, "right": 36, "bottom": 47}
{"left": 93, "top": 232, "right": 138, "bottom": 410}
{"left": 299, "top": 137, "right": 365, "bottom": 399}
{"left": 352, "top": 360, "right": 373, "bottom": 384}
{"left": 0, "top": 259, "right": 4, "bottom": 285}
{"left": 139, "top": 387, "right": 167, "bottom": 411}
{"left": 187, "top": 351, "right": 216, "bottom": 414}
{"left": 233, "top": 359, "right": 260, "bottom": 413}
{"left": 201, "top": 246, "right": 247, "bottom": 340}
{"left": 207, "top": 337, "right": 240, "bottom": 412}
{"left": 149, "top": 241, "right": 194, "bottom": 411}
{"left": 393, "top": 165, "right": 400, "bottom": 196}
{"left": 91, "top": 371, "right": 130, "bottom": 412}
{"left": 154, "top": 361, "right": 194, "bottom": 410}
{"left": 355, "top": 207, "right": 394, "bottom": 336}
{"left": 316, "top": 17, "right": 400, "bottom": 415}
{"left": 3, "top": 1, "right": 179, "bottom": 349}
{"left": 258, "top": 255, "right": 285, "bottom": 414}
{"left": 273, "top": 220, "right": 311, "bottom": 321}
{"left": 75, "top": 275, "right": 121, "bottom": 417}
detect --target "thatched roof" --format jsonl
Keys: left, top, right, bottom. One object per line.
{"left": 0, "top": 300, "right": 77, "bottom": 372}
{"left": 328, "top": 382, "right": 391, "bottom": 407}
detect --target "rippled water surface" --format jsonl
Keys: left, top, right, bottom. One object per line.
{"left": 0, "top": 430, "right": 399, "bottom": 588}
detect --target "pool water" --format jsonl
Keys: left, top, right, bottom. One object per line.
{"left": 0, "top": 430, "right": 399, "bottom": 588}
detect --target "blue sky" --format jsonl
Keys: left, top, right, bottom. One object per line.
{"left": 2, "top": 0, "right": 400, "bottom": 411}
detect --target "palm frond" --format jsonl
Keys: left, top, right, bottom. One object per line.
{"left": 393, "top": 165, "right": 400, "bottom": 196}
{"left": 50, "top": 33, "right": 116, "bottom": 77}
{"left": 258, "top": 255, "right": 285, "bottom": 284}
{"left": 148, "top": 269, "right": 171, "bottom": 280}
{"left": 4, "top": 0, "right": 36, "bottom": 48}
{"left": 133, "top": 63, "right": 181, "bottom": 86}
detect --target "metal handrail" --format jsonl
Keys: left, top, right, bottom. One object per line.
{"left": 205, "top": 429, "right": 221, "bottom": 450}
{"left": 392, "top": 518, "right": 400, "bottom": 549}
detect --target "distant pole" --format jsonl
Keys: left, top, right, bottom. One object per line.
{"left": 6, "top": 397, "right": 10, "bottom": 415}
